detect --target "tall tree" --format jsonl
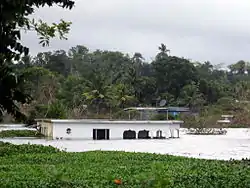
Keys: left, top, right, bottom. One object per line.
{"left": 152, "top": 55, "right": 198, "bottom": 99}
{"left": 0, "top": 0, "right": 75, "bottom": 121}
{"left": 156, "top": 43, "right": 170, "bottom": 60}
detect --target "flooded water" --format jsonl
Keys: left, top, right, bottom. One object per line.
{"left": 0, "top": 124, "right": 249, "bottom": 160}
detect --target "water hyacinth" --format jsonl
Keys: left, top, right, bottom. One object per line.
{"left": 0, "top": 142, "right": 249, "bottom": 188}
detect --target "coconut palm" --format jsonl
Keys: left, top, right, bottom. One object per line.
{"left": 82, "top": 72, "right": 113, "bottom": 115}
{"left": 111, "top": 83, "right": 135, "bottom": 109}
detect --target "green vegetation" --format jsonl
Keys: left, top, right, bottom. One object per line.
{"left": 0, "top": 142, "right": 249, "bottom": 187}
{"left": 2, "top": 1, "right": 250, "bottom": 128}
{"left": 227, "top": 124, "right": 249, "bottom": 128}
{"left": 0, "top": 141, "right": 60, "bottom": 157}
{"left": 0, "top": 130, "right": 44, "bottom": 138}
{"left": 2, "top": 45, "right": 250, "bottom": 127}
{"left": 0, "top": 0, "right": 74, "bottom": 122}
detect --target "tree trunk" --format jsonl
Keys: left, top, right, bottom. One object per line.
{"left": 109, "top": 106, "right": 112, "bottom": 120}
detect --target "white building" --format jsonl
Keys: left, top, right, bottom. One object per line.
{"left": 36, "top": 119, "right": 183, "bottom": 140}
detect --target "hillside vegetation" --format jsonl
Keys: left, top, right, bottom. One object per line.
{"left": 2, "top": 44, "right": 250, "bottom": 127}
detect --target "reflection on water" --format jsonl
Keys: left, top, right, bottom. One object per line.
{"left": 0, "top": 125, "right": 249, "bottom": 160}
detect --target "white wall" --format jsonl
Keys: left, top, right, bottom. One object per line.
{"left": 53, "top": 122, "right": 181, "bottom": 140}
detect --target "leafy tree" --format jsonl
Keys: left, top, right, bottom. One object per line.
{"left": 57, "top": 75, "right": 85, "bottom": 108}
{"left": 1, "top": 0, "right": 74, "bottom": 61}
{"left": 45, "top": 101, "right": 67, "bottom": 119}
{"left": 111, "top": 83, "right": 135, "bottom": 109}
{"left": 229, "top": 60, "right": 247, "bottom": 75}
{"left": 33, "top": 50, "right": 71, "bottom": 76}
{"left": 82, "top": 76, "right": 113, "bottom": 115}
{"left": 0, "top": 64, "right": 31, "bottom": 121}
{"left": 0, "top": 0, "right": 75, "bottom": 121}
{"left": 152, "top": 55, "right": 198, "bottom": 98}
{"left": 2, "top": 38, "right": 250, "bottom": 127}
{"left": 68, "top": 45, "right": 89, "bottom": 75}
{"left": 177, "top": 82, "right": 205, "bottom": 111}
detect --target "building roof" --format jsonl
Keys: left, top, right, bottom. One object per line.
{"left": 35, "top": 119, "right": 183, "bottom": 124}
{"left": 221, "top": 115, "right": 234, "bottom": 118}
{"left": 124, "top": 107, "right": 168, "bottom": 111}
{"left": 123, "top": 107, "right": 189, "bottom": 112}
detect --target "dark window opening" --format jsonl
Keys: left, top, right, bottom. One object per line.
{"left": 66, "top": 128, "right": 71, "bottom": 134}
{"left": 138, "top": 130, "right": 151, "bottom": 139}
{"left": 123, "top": 130, "right": 136, "bottom": 139}
{"left": 154, "top": 130, "right": 165, "bottom": 139}
{"left": 93, "top": 129, "right": 110, "bottom": 140}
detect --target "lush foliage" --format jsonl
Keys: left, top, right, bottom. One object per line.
{"left": 0, "top": 130, "right": 44, "bottom": 138}
{"left": 3, "top": 44, "right": 250, "bottom": 126}
{"left": 0, "top": 141, "right": 60, "bottom": 157}
{"left": 0, "top": 0, "right": 74, "bottom": 121}
{"left": 0, "top": 142, "right": 249, "bottom": 187}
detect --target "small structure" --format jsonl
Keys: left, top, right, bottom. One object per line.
{"left": 124, "top": 107, "right": 189, "bottom": 120}
{"left": 217, "top": 115, "right": 234, "bottom": 124}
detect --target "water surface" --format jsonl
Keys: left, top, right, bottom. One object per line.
{"left": 1, "top": 125, "right": 249, "bottom": 160}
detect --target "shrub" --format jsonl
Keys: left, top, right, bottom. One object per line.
{"left": 0, "top": 141, "right": 61, "bottom": 157}
{"left": 0, "top": 130, "right": 44, "bottom": 138}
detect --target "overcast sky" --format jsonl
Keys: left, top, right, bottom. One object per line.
{"left": 21, "top": 0, "right": 250, "bottom": 65}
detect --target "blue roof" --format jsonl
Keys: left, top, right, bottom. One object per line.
{"left": 158, "top": 107, "right": 189, "bottom": 112}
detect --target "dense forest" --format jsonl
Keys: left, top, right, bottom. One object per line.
{"left": 1, "top": 43, "right": 250, "bottom": 126}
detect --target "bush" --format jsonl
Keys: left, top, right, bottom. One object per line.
{"left": 112, "top": 109, "right": 141, "bottom": 120}
{"left": 0, "top": 141, "right": 61, "bottom": 157}
{"left": 27, "top": 101, "right": 67, "bottom": 122}
{"left": 150, "top": 113, "right": 180, "bottom": 120}
{"left": 0, "top": 130, "right": 44, "bottom": 138}
{"left": 46, "top": 101, "right": 67, "bottom": 119}
{"left": 150, "top": 113, "right": 168, "bottom": 120}
{"left": 227, "top": 124, "right": 249, "bottom": 128}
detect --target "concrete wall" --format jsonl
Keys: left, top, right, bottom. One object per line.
{"left": 38, "top": 121, "right": 53, "bottom": 137}
{"left": 52, "top": 120, "right": 181, "bottom": 140}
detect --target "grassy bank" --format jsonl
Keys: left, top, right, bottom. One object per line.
{"left": 0, "top": 142, "right": 249, "bottom": 188}
{"left": 0, "top": 130, "right": 44, "bottom": 138}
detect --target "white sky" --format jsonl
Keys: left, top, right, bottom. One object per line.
{"left": 21, "top": 0, "right": 250, "bottom": 65}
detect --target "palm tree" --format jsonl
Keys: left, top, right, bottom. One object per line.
{"left": 111, "top": 84, "right": 135, "bottom": 109}
{"left": 82, "top": 73, "right": 113, "bottom": 116}
{"left": 158, "top": 43, "right": 170, "bottom": 55}
{"left": 132, "top": 53, "right": 144, "bottom": 63}
{"left": 156, "top": 43, "right": 170, "bottom": 60}
{"left": 178, "top": 82, "right": 205, "bottom": 112}
{"left": 234, "top": 81, "right": 250, "bottom": 101}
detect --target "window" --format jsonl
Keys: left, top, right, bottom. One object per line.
{"left": 138, "top": 130, "right": 150, "bottom": 139}
{"left": 66, "top": 128, "right": 72, "bottom": 134}
{"left": 123, "top": 130, "right": 136, "bottom": 139}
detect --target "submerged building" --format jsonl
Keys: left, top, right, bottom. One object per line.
{"left": 36, "top": 107, "right": 188, "bottom": 140}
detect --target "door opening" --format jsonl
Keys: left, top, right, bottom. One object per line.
{"left": 93, "top": 129, "right": 110, "bottom": 140}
